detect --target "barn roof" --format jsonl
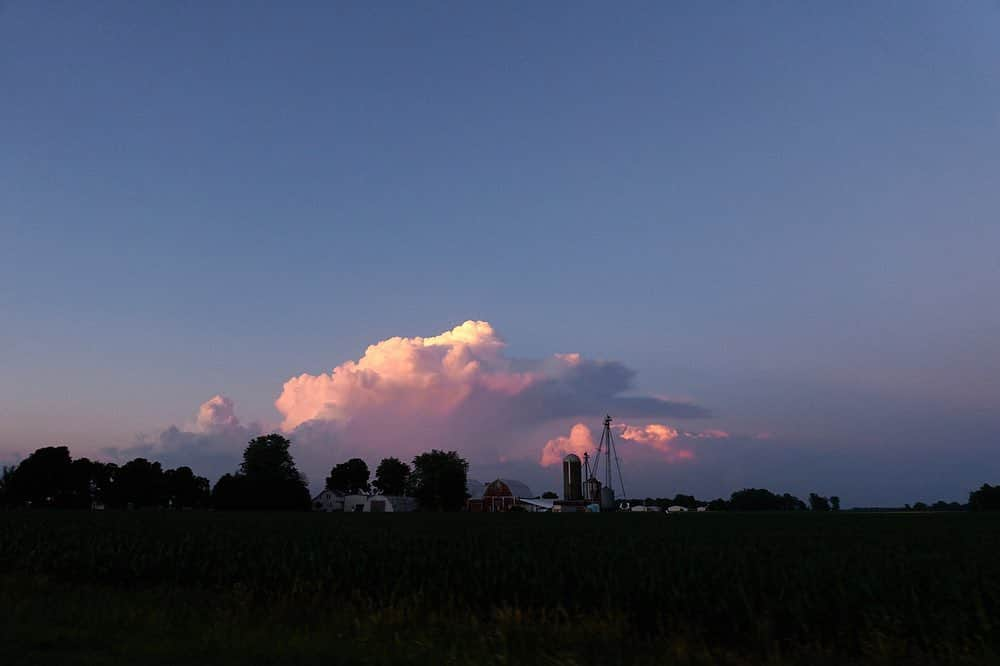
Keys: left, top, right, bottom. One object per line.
{"left": 502, "top": 479, "right": 534, "bottom": 498}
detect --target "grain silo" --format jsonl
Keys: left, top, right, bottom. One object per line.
{"left": 562, "top": 454, "right": 583, "bottom": 500}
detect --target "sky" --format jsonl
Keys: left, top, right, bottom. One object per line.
{"left": 2, "top": 1, "right": 998, "bottom": 506}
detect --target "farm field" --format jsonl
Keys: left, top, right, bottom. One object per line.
{"left": 2, "top": 511, "right": 999, "bottom": 665}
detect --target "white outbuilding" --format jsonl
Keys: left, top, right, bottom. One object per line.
{"left": 343, "top": 494, "right": 369, "bottom": 513}
{"left": 365, "top": 495, "right": 417, "bottom": 512}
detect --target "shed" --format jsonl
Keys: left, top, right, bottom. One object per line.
{"left": 366, "top": 495, "right": 417, "bottom": 513}
{"left": 343, "top": 494, "right": 368, "bottom": 513}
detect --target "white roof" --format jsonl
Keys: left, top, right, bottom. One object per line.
{"left": 518, "top": 498, "right": 555, "bottom": 510}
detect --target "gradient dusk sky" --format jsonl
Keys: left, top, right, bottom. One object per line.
{"left": 2, "top": 2, "right": 998, "bottom": 506}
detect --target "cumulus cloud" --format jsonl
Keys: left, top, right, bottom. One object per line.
{"left": 278, "top": 319, "right": 705, "bottom": 427}
{"left": 275, "top": 321, "right": 534, "bottom": 431}
{"left": 196, "top": 395, "right": 240, "bottom": 432}
{"left": 540, "top": 423, "right": 597, "bottom": 466}
{"left": 271, "top": 320, "right": 710, "bottom": 468}
{"left": 103, "top": 395, "right": 264, "bottom": 480}
{"left": 539, "top": 421, "right": 728, "bottom": 467}
{"left": 109, "top": 321, "right": 710, "bottom": 486}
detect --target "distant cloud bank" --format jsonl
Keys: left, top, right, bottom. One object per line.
{"left": 540, "top": 422, "right": 728, "bottom": 467}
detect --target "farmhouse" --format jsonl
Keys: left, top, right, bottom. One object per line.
{"left": 312, "top": 489, "right": 344, "bottom": 512}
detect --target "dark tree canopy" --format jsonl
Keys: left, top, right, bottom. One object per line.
{"left": 0, "top": 446, "right": 204, "bottom": 510}
{"left": 372, "top": 457, "right": 410, "bottom": 496}
{"left": 969, "top": 484, "right": 1000, "bottom": 511}
{"left": 240, "top": 434, "right": 303, "bottom": 483}
{"left": 669, "top": 494, "right": 700, "bottom": 510}
{"left": 410, "top": 450, "right": 469, "bottom": 511}
{"left": 164, "top": 466, "right": 210, "bottom": 509}
{"left": 809, "top": 493, "right": 831, "bottom": 512}
{"left": 3, "top": 446, "right": 77, "bottom": 508}
{"left": 830, "top": 496, "right": 841, "bottom": 511}
{"left": 707, "top": 498, "right": 730, "bottom": 511}
{"left": 728, "top": 488, "right": 807, "bottom": 511}
{"left": 327, "top": 458, "right": 372, "bottom": 495}
{"left": 0, "top": 465, "right": 12, "bottom": 506}
{"left": 541, "top": 491, "right": 558, "bottom": 499}
{"left": 1, "top": 446, "right": 115, "bottom": 509}
{"left": 213, "top": 434, "right": 310, "bottom": 511}
{"left": 109, "top": 458, "right": 166, "bottom": 508}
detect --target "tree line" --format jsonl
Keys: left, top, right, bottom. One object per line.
{"left": 0, "top": 445, "right": 210, "bottom": 509}
{"left": 621, "top": 489, "right": 841, "bottom": 512}
{"left": 629, "top": 486, "right": 1000, "bottom": 512}
{"left": 5, "top": 437, "right": 1000, "bottom": 512}
{"left": 322, "top": 452, "right": 468, "bottom": 511}
{"left": 0, "top": 435, "right": 471, "bottom": 512}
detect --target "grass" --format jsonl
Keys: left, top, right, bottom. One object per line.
{"left": 1, "top": 511, "right": 999, "bottom": 664}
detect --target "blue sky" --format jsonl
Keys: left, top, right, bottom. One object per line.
{"left": 2, "top": 2, "right": 998, "bottom": 505}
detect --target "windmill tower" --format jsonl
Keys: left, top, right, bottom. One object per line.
{"left": 587, "top": 414, "right": 626, "bottom": 510}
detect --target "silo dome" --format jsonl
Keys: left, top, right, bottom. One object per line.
{"left": 563, "top": 453, "right": 581, "bottom": 463}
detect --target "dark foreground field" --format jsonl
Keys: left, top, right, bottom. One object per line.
{"left": 2, "top": 511, "right": 999, "bottom": 665}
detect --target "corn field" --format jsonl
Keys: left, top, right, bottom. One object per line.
{"left": 2, "top": 511, "right": 999, "bottom": 665}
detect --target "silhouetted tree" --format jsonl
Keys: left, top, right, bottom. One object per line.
{"left": 542, "top": 491, "right": 558, "bottom": 499}
{"left": 241, "top": 434, "right": 301, "bottom": 482}
{"left": 212, "top": 434, "right": 310, "bottom": 510}
{"left": 164, "top": 466, "right": 210, "bottom": 508}
{"left": 327, "top": 458, "right": 372, "bottom": 495}
{"left": 3, "top": 446, "right": 78, "bottom": 508}
{"left": 809, "top": 493, "right": 831, "bottom": 512}
{"left": 0, "top": 464, "right": 14, "bottom": 508}
{"left": 670, "top": 494, "right": 700, "bottom": 510}
{"left": 729, "top": 488, "right": 807, "bottom": 511}
{"left": 372, "top": 457, "right": 409, "bottom": 496}
{"left": 912, "top": 501, "right": 929, "bottom": 511}
{"left": 707, "top": 498, "right": 730, "bottom": 511}
{"left": 830, "top": 496, "right": 841, "bottom": 511}
{"left": 108, "top": 458, "right": 167, "bottom": 508}
{"left": 211, "top": 473, "right": 250, "bottom": 510}
{"left": 969, "top": 484, "right": 1000, "bottom": 511}
{"left": 410, "top": 450, "right": 468, "bottom": 511}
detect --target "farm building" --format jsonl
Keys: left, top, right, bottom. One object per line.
{"left": 312, "top": 489, "right": 344, "bottom": 512}
{"left": 517, "top": 497, "right": 555, "bottom": 512}
{"left": 343, "top": 494, "right": 369, "bottom": 512}
{"left": 312, "top": 490, "right": 417, "bottom": 513}
{"left": 366, "top": 495, "right": 417, "bottom": 512}
{"left": 466, "top": 478, "right": 535, "bottom": 512}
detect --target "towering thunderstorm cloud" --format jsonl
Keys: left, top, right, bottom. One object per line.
{"left": 117, "top": 321, "right": 712, "bottom": 481}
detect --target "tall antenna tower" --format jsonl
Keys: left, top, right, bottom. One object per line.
{"left": 590, "top": 414, "right": 626, "bottom": 509}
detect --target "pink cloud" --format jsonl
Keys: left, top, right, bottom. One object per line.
{"left": 275, "top": 321, "right": 544, "bottom": 431}
{"left": 684, "top": 429, "right": 730, "bottom": 440}
{"left": 195, "top": 395, "right": 240, "bottom": 432}
{"left": 117, "top": 321, "right": 710, "bottom": 485}
{"left": 539, "top": 420, "right": 731, "bottom": 466}
{"left": 540, "top": 423, "right": 596, "bottom": 467}
{"left": 619, "top": 423, "right": 681, "bottom": 450}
